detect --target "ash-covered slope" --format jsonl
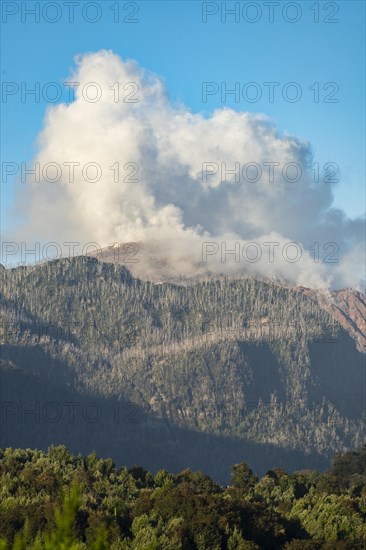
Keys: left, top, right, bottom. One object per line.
{"left": 0, "top": 257, "right": 364, "bottom": 480}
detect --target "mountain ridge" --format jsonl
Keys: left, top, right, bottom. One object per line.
{"left": 0, "top": 255, "right": 365, "bottom": 479}
{"left": 86, "top": 243, "right": 366, "bottom": 352}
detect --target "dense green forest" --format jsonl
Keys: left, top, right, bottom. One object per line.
{"left": 0, "top": 445, "right": 365, "bottom": 549}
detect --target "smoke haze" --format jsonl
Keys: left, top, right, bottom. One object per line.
{"left": 8, "top": 50, "right": 365, "bottom": 290}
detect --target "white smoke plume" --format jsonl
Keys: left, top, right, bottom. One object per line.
{"left": 8, "top": 50, "right": 365, "bottom": 289}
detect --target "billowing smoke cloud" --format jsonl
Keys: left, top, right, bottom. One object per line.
{"left": 8, "top": 50, "right": 365, "bottom": 289}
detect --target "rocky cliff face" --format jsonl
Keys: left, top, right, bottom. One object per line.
{"left": 329, "top": 289, "right": 366, "bottom": 352}
{"left": 297, "top": 287, "right": 366, "bottom": 353}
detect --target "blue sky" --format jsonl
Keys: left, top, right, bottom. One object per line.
{"left": 1, "top": 0, "right": 365, "bottom": 232}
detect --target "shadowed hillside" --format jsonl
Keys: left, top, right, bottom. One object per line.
{"left": 0, "top": 257, "right": 365, "bottom": 479}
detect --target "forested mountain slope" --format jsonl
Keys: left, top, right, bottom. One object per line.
{"left": 0, "top": 257, "right": 364, "bottom": 480}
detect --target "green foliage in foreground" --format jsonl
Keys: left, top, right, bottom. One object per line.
{"left": 0, "top": 446, "right": 365, "bottom": 549}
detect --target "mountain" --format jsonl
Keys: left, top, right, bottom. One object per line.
{"left": 91, "top": 243, "right": 366, "bottom": 351}
{"left": 0, "top": 256, "right": 365, "bottom": 482}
